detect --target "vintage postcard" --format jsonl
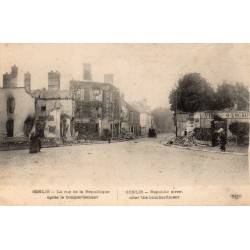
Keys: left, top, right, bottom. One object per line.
{"left": 0, "top": 43, "right": 249, "bottom": 205}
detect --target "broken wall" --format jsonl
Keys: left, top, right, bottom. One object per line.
{"left": 0, "top": 88, "right": 35, "bottom": 139}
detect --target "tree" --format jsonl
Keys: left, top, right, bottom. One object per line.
{"left": 169, "top": 73, "right": 215, "bottom": 112}
{"left": 215, "top": 82, "right": 249, "bottom": 110}
{"left": 152, "top": 107, "right": 174, "bottom": 133}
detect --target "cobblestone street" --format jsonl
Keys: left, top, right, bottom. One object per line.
{"left": 0, "top": 135, "right": 248, "bottom": 187}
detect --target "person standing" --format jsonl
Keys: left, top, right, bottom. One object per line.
{"left": 29, "top": 132, "right": 41, "bottom": 153}
{"left": 108, "top": 131, "right": 111, "bottom": 144}
{"left": 218, "top": 129, "right": 227, "bottom": 152}
{"left": 29, "top": 132, "right": 38, "bottom": 153}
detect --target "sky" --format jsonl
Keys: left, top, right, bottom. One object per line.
{"left": 0, "top": 44, "right": 249, "bottom": 109}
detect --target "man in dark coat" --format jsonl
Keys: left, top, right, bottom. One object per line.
{"left": 218, "top": 129, "right": 227, "bottom": 152}
{"left": 108, "top": 131, "right": 112, "bottom": 144}
{"left": 29, "top": 132, "right": 41, "bottom": 153}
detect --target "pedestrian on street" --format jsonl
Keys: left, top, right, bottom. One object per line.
{"left": 108, "top": 132, "right": 111, "bottom": 144}
{"left": 29, "top": 132, "right": 42, "bottom": 153}
{"left": 218, "top": 128, "right": 227, "bottom": 152}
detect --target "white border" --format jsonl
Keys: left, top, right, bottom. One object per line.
{"left": 0, "top": 0, "right": 249, "bottom": 250}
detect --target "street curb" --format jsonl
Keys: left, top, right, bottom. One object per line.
{"left": 163, "top": 143, "right": 248, "bottom": 156}
{"left": 0, "top": 138, "right": 138, "bottom": 151}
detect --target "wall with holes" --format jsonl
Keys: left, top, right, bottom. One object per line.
{"left": 0, "top": 87, "right": 35, "bottom": 139}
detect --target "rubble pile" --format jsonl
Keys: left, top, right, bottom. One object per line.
{"left": 165, "top": 134, "right": 196, "bottom": 147}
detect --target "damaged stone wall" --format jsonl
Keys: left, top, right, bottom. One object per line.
{"left": 0, "top": 88, "right": 35, "bottom": 139}
{"left": 36, "top": 99, "right": 74, "bottom": 141}
{"left": 43, "top": 108, "right": 61, "bottom": 138}
{"left": 70, "top": 80, "right": 121, "bottom": 139}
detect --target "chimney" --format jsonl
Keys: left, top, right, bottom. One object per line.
{"left": 48, "top": 70, "right": 60, "bottom": 91}
{"left": 3, "top": 72, "right": 10, "bottom": 88}
{"left": 104, "top": 73, "right": 113, "bottom": 84}
{"left": 83, "top": 63, "right": 92, "bottom": 81}
{"left": 24, "top": 71, "right": 31, "bottom": 92}
{"left": 3, "top": 65, "right": 18, "bottom": 88}
{"left": 11, "top": 65, "right": 18, "bottom": 87}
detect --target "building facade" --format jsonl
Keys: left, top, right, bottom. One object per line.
{"left": 194, "top": 110, "right": 250, "bottom": 136}
{"left": 120, "top": 95, "right": 130, "bottom": 134}
{"left": 69, "top": 80, "right": 121, "bottom": 140}
{"left": 0, "top": 66, "right": 35, "bottom": 140}
{"left": 32, "top": 71, "right": 74, "bottom": 142}
{"left": 175, "top": 110, "right": 249, "bottom": 146}
{"left": 126, "top": 102, "right": 140, "bottom": 136}
{"left": 132, "top": 99, "right": 153, "bottom": 136}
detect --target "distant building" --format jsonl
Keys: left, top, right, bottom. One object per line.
{"left": 132, "top": 99, "right": 153, "bottom": 136}
{"left": 120, "top": 94, "right": 129, "bottom": 134}
{"left": 0, "top": 66, "right": 35, "bottom": 139}
{"left": 125, "top": 102, "right": 140, "bottom": 136}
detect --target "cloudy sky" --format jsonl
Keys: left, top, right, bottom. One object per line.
{"left": 0, "top": 44, "right": 249, "bottom": 109}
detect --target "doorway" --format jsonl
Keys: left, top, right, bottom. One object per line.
{"left": 6, "top": 119, "right": 14, "bottom": 137}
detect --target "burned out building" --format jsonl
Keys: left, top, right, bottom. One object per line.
{"left": 0, "top": 65, "right": 35, "bottom": 140}
{"left": 70, "top": 67, "right": 121, "bottom": 140}
{"left": 32, "top": 71, "right": 74, "bottom": 142}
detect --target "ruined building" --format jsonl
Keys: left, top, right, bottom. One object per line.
{"left": 70, "top": 65, "right": 121, "bottom": 140}
{"left": 0, "top": 65, "right": 35, "bottom": 139}
{"left": 32, "top": 71, "right": 74, "bottom": 141}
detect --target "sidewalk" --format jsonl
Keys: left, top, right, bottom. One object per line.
{"left": 163, "top": 141, "right": 248, "bottom": 156}
{"left": 0, "top": 138, "right": 131, "bottom": 151}
{"left": 189, "top": 144, "right": 248, "bottom": 156}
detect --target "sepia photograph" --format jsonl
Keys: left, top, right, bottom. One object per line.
{"left": 0, "top": 43, "right": 249, "bottom": 205}
{"left": 2, "top": 1, "right": 250, "bottom": 250}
